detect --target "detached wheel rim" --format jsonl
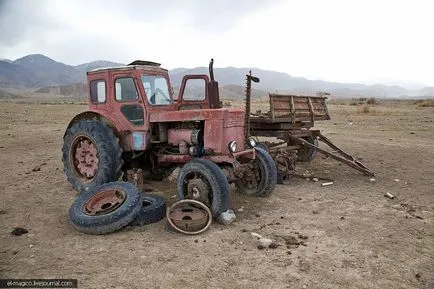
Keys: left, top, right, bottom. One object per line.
{"left": 183, "top": 173, "right": 212, "bottom": 206}
{"left": 83, "top": 189, "right": 126, "bottom": 216}
{"left": 70, "top": 135, "right": 99, "bottom": 183}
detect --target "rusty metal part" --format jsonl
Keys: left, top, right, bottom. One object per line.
{"left": 167, "top": 128, "right": 202, "bottom": 146}
{"left": 126, "top": 168, "right": 145, "bottom": 192}
{"left": 179, "top": 141, "right": 188, "bottom": 154}
{"left": 288, "top": 131, "right": 374, "bottom": 176}
{"left": 71, "top": 135, "right": 99, "bottom": 182}
{"left": 244, "top": 71, "right": 260, "bottom": 139}
{"left": 166, "top": 199, "right": 212, "bottom": 235}
{"left": 266, "top": 146, "right": 297, "bottom": 177}
{"left": 187, "top": 178, "right": 210, "bottom": 204}
{"left": 238, "top": 159, "right": 264, "bottom": 191}
{"left": 84, "top": 189, "right": 126, "bottom": 216}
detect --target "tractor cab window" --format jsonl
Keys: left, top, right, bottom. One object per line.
{"left": 183, "top": 79, "right": 206, "bottom": 101}
{"left": 115, "top": 77, "right": 138, "bottom": 102}
{"left": 141, "top": 75, "right": 172, "bottom": 105}
{"left": 90, "top": 80, "right": 106, "bottom": 103}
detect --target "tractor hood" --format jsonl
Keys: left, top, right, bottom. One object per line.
{"left": 149, "top": 108, "right": 244, "bottom": 127}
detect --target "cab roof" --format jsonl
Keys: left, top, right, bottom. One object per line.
{"left": 87, "top": 60, "right": 166, "bottom": 75}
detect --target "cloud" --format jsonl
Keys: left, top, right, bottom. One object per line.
{"left": 0, "top": 0, "right": 434, "bottom": 86}
{"left": 0, "top": 0, "right": 61, "bottom": 46}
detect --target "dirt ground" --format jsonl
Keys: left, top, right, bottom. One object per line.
{"left": 0, "top": 100, "right": 433, "bottom": 289}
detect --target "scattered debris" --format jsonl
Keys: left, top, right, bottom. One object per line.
{"left": 369, "top": 178, "right": 376, "bottom": 183}
{"left": 29, "top": 244, "right": 34, "bottom": 248}
{"left": 394, "top": 178, "right": 400, "bottom": 182}
{"left": 167, "top": 167, "right": 180, "bottom": 183}
{"left": 32, "top": 166, "right": 41, "bottom": 172}
{"left": 384, "top": 192, "right": 395, "bottom": 199}
{"left": 251, "top": 232, "right": 277, "bottom": 249}
{"left": 312, "top": 177, "right": 319, "bottom": 182}
{"left": 237, "top": 206, "right": 244, "bottom": 212}
{"left": 321, "top": 182, "right": 334, "bottom": 187}
{"left": 218, "top": 209, "right": 236, "bottom": 225}
{"left": 11, "top": 227, "right": 28, "bottom": 236}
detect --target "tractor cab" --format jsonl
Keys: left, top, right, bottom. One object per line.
{"left": 85, "top": 59, "right": 220, "bottom": 134}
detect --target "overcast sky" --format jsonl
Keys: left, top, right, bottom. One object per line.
{"left": 0, "top": 0, "right": 433, "bottom": 87}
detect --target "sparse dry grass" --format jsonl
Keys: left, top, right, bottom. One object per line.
{"left": 416, "top": 99, "right": 434, "bottom": 107}
{"left": 357, "top": 104, "right": 374, "bottom": 114}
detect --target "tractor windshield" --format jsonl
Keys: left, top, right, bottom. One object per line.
{"left": 141, "top": 75, "right": 172, "bottom": 105}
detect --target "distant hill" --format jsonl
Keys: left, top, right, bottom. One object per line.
{"left": 1, "top": 54, "right": 433, "bottom": 99}
{"left": 35, "top": 83, "right": 88, "bottom": 99}
{"left": 0, "top": 54, "right": 123, "bottom": 89}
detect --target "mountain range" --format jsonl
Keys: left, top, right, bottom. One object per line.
{"left": 0, "top": 54, "right": 433, "bottom": 99}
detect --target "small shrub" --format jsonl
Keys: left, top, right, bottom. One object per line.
{"left": 366, "top": 97, "right": 377, "bottom": 105}
{"left": 358, "top": 104, "right": 371, "bottom": 114}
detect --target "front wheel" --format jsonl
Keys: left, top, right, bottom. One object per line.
{"left": 235, "top": 147, "right": 277, "bottom": 197}
{"left": 177, "top": 159, "right": 229, "bottom": 218}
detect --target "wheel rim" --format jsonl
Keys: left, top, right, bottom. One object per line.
{"left": 83, "top": 189, "right": 126, "bottom": 216}
{"left": 238, "top": 159, "right": 266, "bottom": 194}
{"left": 182, "top": 173, "right": 212, "bottom": 206}
{"left": 70, "top": 135, "right": 99, "bottom": 183}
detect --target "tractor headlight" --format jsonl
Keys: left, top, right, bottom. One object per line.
{"left": 247, "top": 137, "right": 257, "bottom": 148}
{"left": 228, "top": 140, "right": 237, "bottom": 153}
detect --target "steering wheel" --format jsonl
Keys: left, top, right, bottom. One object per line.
{"left": 153, "top": 88, "right": 171, "bottom": 104}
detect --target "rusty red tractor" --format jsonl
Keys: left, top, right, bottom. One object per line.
{"left": 62, "top": 60, "right": 277, "bottom": 217}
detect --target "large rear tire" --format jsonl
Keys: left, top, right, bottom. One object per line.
{"left": 177, "top": 159, "right": 229, "bottom": 218}
{"left": 62, "top": 119, "right": 123, "bottom": 193}
{"left": 235, "top": 147, "right": 277, "bottom": 197}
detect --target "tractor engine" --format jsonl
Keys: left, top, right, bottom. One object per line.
{"left": 167, "top": 128, "right": 204, "bottom": 155}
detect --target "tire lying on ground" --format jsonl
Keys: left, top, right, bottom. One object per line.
{"left": 130, "top": 194, "right": 166, "bottom": 226}
{"left": 69, "top": 182, "right": 141, "bottom": 235}
{"left": 235, "top": 147, "right": 277, "bottom": 197}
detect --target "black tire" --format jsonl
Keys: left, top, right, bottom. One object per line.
{"left": 255, "top": 142, "right": 268, "bottom": 151}
{"left": 235, "top": 147, "right": 277, "bottom": 197}
{"left": 256, "top": 143, "right": 284, "bottom": 184}
{"left": 62, "top": 119, "right": 123, "bottom": 193}
{"left": 130, "top": 194, "right": 166, "bottom": 226}
{"left": 69, "top": 182, "right": 142, "bottom": 235}
{"left": 177, "top": 158, "right": 229, "bottom": 218}
{"left": 297, "top": 136, "right": 318, "bottom": 162}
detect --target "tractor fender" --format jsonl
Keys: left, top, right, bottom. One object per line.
{"left": 64, "top": 111, "right": 121, "bottom": 139}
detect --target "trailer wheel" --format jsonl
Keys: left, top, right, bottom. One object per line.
{"left": 62, "top": 119, "right": 123, "bottom": 193}
{"left": 235, "top": 147, "right": 277, "bottom": 197}
{"left": 69, "top": 182, "right": 142, "bottom": 235}
{"left": 297, "top": 136, "right": 318, "bottom": 162}
{"left": 177, "top": 159, "right": 229, "bottom": 218}
{"left": 130, "top": 194, "right": 166, "bottom": 226}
